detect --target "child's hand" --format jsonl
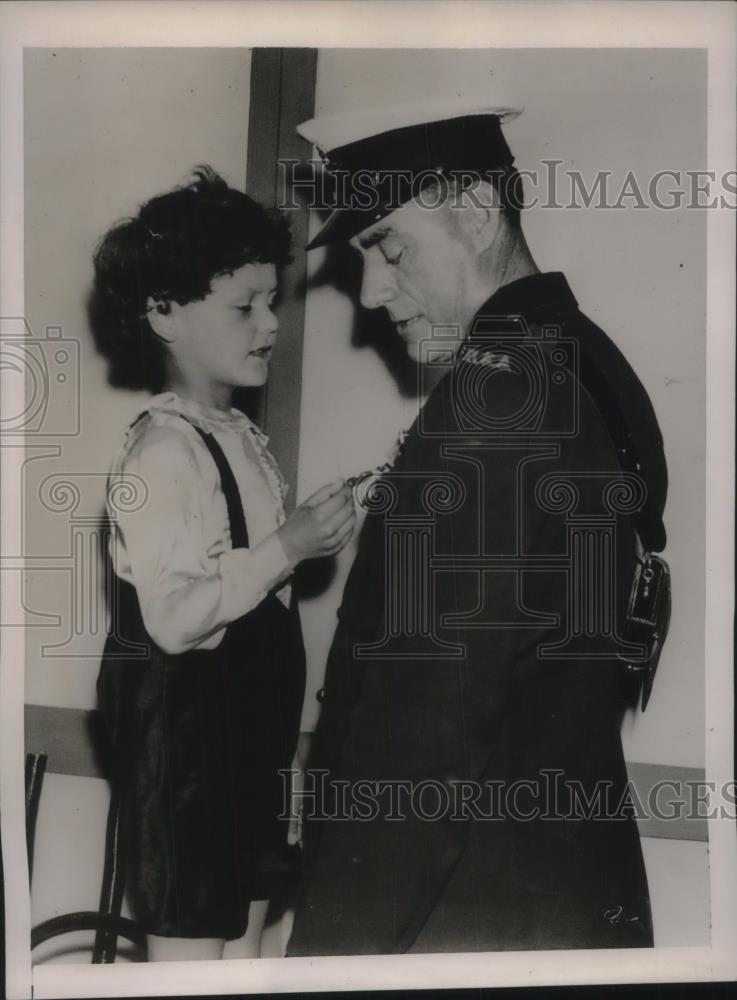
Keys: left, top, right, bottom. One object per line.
{"left": 279, "top": 481, "right": 356, "bottom": 565}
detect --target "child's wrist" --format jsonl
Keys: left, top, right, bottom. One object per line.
{"left": 276, "top": 525, "right": 300, "bottom": 569}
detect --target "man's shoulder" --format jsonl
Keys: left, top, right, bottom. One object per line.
{"left": 466, "top": 272, "right": 666, "bottom": 461}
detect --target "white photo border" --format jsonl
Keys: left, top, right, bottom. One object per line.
{"left": 1, "top": 1, "right": 735, "bottom": 997}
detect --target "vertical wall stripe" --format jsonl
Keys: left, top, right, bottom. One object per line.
{"left": 245, "top": 49, "right": 318, "bottom": 511}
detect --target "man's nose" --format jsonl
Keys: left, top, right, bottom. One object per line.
{"left": 359, "top": 258, "right": 395, "bottom": 311}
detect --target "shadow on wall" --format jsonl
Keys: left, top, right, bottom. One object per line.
{"left": 294, "top": 192, "right": 421, "bottom": 399}
{"left": 290, "top": 206, "right": 423, "bottom": 603}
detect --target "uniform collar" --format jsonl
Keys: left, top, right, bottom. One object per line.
{"left": 454, "top": 272, "right": 579, "bottom": 369}
{"left": 475, "top": 271, "right": 578, "bottom": 319}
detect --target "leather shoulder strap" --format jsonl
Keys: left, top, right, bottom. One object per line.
{"left": 574, "top": 348, "right": 666, "bottom": 553}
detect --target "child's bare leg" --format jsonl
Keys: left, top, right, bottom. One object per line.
{"left": 222, "top": 899, "right": 270, "bottom": 959}
{"left": 147, "top": 935, "right": 224, "bottom": 962}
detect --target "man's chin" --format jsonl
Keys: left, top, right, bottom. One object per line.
{"left": 404, "top": 341, "right": 426, "bottom": 363}
{"left": 403, "top": 330, "right": 456, "bottom": 365}
{"left": 396, "top": 320, "right": 431, "bottom": 361}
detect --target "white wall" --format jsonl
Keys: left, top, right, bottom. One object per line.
{"left": 642, "top": 839, "right": 710, "bottom": 947}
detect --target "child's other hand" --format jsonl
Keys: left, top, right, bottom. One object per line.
{"left": 279, "top": 480, "right": 356, "bottom": 565}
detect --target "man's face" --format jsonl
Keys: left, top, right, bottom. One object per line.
{"left": 348, "top": 197, "right": 481, "bottom": 361}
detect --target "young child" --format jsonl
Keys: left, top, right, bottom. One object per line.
{"left": 91, "top": 168, "right": 355, "bottom": 961}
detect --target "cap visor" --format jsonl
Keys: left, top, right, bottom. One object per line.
{"left": 306, "top": 206, "right": 394, "bottom": 251}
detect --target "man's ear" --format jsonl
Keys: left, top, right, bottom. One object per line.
{"left": 145, "top": 297, "right": 176, "bottom": 343}
{"left": 456, "top": 180, "right": 501, "bottom": 253}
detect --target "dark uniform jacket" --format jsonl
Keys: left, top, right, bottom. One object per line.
{"left": 288, "top": 272, "right": 667, "bottom": 955}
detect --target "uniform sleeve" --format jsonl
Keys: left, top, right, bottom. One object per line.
{"left": 111, "top": 425, "right": 292, "bottom": 655}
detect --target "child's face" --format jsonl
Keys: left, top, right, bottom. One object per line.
{"left": 168, "top": 262, "right": 279, "bottom": 392}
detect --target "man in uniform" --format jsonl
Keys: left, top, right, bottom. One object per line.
{"left": 287, "top": 103, "right": 668, "bottom": 954}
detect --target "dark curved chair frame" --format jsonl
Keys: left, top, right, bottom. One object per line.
{"left": 25, "top": 750, "right": 147, "bottom": 963}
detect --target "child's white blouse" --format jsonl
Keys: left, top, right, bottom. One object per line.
{"left": 107, "top": 392, "right": 292, "bottom": 655}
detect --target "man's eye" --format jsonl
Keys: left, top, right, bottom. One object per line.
{"left": 383, "top": 247, "right": 404, "bottom": 266}
{"left": 237, "top": 304, "right": 253, "bottom": 314}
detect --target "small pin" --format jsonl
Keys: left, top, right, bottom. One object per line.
{"left": 346, "top": 462, "right": 394, "bottom": 489}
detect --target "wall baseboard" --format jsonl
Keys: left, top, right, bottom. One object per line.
{"left": 24, "top": 704, "right": 708, "bottom": 842}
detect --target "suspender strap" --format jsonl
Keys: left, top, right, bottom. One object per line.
{"left": 179, "top": 418, "right": 250, "bottom": 550}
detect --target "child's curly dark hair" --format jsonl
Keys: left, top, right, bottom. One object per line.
{"left": 88, "top": 166, "right": 293, "bottom": 393}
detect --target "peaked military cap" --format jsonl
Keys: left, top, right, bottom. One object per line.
{"left": 296, "top": 98, "right": 523, "bottom": 249}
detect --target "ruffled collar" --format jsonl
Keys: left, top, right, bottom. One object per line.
{"left": 134, "top": 392, "right": 289, "bottom": 507}
{"left": 143, "top": 391, "right": 267, "bottom": 441}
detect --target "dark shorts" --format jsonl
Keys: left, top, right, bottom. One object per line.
{"left": 98, "top": 580, "right": 305, "bottom": 940}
